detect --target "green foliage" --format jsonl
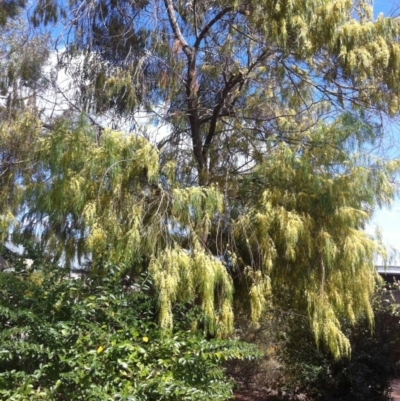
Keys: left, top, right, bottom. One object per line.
{"left": 1, "top": 112, "right": 397, "bottom": 356}
{"left": 0, "top": 14, "right": 50, "bottom": 121}
{"left": 279, "top": 290, "right": 399, "bottom": 401}
{"left": 0, "top": 0, "right": 26, "bottom": 26}
{"left": 0, "top": 113, "right": 42, "bottom": 240}
{"left": 1, "top": 0, "right": 400, "bottom": 360}
{"left": 10, "top": 118, "right": 234, "bottom": 336}
{"left": 34, "top": 0, "right": 400, "bottom": 182}
{"left": 0, "top": 264, "right": 260, "bottom": 400}
{"left": 234, "top": 115, "right": 398, "bottom": 357}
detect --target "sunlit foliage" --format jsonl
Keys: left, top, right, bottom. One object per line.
{"left": 0, "top": 112, "right": 395, "bottom": 357}
{"left": 0, "top": 264, "right": 260, "bottom": 400}
{"left": 34, "top": 0, "right": 400, "bottom": 185}
{"left": 1, "top": 0, "right": 400, "bottom": 360}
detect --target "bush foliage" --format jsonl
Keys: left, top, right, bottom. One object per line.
{"left": 279, "top": 291, "right": 399, "bottom": 401}
{"left": 0, "top": 263, "right": 260, "bottom": 400}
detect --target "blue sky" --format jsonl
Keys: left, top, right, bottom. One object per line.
{"left": 374, "top": 0, "right": 396, "bottom": 16}
{"left": 366, "top": 0, "right": 400, "bottom": 262}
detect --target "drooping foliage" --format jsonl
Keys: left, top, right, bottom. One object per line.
{"left": 1, "top": 0, "right": 400, "bottom": 359}
{"left": 0, "top": 113, "right": 42, "bottom": 239}
{"left": 232, "top": 115, "right": 398, "bottom": 356}
{"left": 279, "top": 289, "right": 399, "bottom": 400}
{"left": 0, "top": 111, "right": 396, "bottom": 356}
{"left": 9, "top": 117, "right": 234, "bottom": 336}
{"left": 0, "top": 0, "right": 26, "bottom": 26}
{"left": 30, "top": 0, "right": 400, "bottom": 184}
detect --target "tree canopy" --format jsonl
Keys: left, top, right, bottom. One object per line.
{"left": 45, "top": 0, "right": 400, "bottom": 184}
{"left": 1, "top": 0, "right": 400, "bottom": 358}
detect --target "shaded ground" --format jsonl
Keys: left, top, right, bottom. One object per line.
{"left": 234, "top": 381, "right": 400, "bottom": 400}
{"left": 234, "top": 391, "right": 270, "bottom": 401}
{"left": 234, "top": 390, "right": 306, "bottom": 400}
{"left": 392, "top": 380, "right": 400, "bottom": 401}
{"left": 235, "top": 391, "right": 276, "bottom": 401}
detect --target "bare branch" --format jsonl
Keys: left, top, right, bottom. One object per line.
{"left": 202, "top": 72, "right": 244, "bottom": 156}
{"left": 194, "top": 6, "right": 234, "bottom": 49}
{"left": 163, "top": 0, "right": 192, "bottom": 58}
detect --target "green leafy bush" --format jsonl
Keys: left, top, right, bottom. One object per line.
{"left": 279, "top": 291, "right": 399, "bottom": 401}
{"left": 0, "top": 264, "right": 260, "bottom": 400}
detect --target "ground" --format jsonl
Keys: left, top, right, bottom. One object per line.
{"left": 234, "top": 381, "right": 400, "bottom": 400}
{"left": 392, "top": 380, "right": 400, "bottom": 401}
{"left": 234, "top": 391, "right": 270, "bottom": 400}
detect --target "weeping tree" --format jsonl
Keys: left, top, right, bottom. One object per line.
{"left": 0, "top": 3, "right": 51, "bottom": 222}
{"left": 1, "top": 0, "right": 400, "bottom": 357}
{"left": 31, "top": 0, "right": 400, "bottom": 184}
{"left": 1, "top": 112, "right": 395, "bottom": 358}
{"left": 0, "top": 12, "right": 50, "bottom": 239}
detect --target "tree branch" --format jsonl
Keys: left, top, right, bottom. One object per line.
{"left": 199, "top": 110, "right": 234, "bottom": 125}
{"left": 202, "top": 72, "right": 244, "bottom": 156}
{"left": 194, "top": 7, "right": 234, "bottom": 49}
{"left": 163, "top": 0, "right": 192, "bottom": 58}
{"left": 194, "top": 6, "right": 250, "bottom": 50}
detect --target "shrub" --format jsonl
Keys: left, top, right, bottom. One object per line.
{"left": 0, "top": 264, "right": 260, "bottom": 400}
{"left": 279, "top": 291, "right": 399, "bottom": 401}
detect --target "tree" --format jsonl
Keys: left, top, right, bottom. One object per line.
{"left": 41, "top": 0, "right": 400, "bottom": 184}
{"left": 1, "top": 0, "right": 400, "bottom": 357}
{"left": 0, "top": 0, "right": 26, "bottom": 26}
{"left": 5, "top": 113, "right": 395, "bottom": 357}
{"left": 0, "top": 10, "right": 51, "bottom": 242}
{"left": 0, "top": 8, "right": 50, "bottom": 119}
{"left": 279, "top": 289, "right": 399, "bottom": 400}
